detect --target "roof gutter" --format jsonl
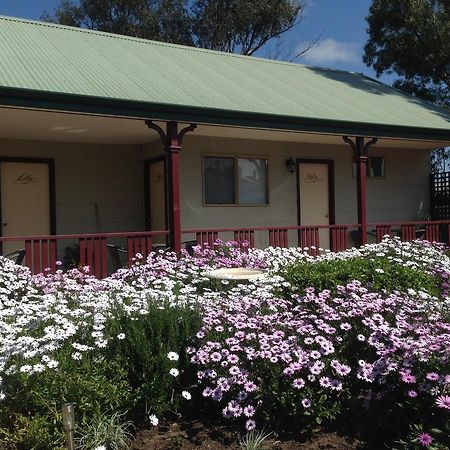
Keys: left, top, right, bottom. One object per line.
{"left": 1, "top": 86, "right": 450, "bottom": 143}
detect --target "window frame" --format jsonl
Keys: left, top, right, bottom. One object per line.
{"left": 202, "top": 153, "right": 270, "bottom": 207}
{"left": 352, "top": 156, "right": 386, "bottom": 179}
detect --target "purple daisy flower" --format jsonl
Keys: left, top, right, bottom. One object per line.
{"left": 202, "top": 387, "right": 213, "bottom": 397}
{"left": 229, "top": 365, "right": 240, "bottom": 376}
{"left": 435, "top": 395, "right": 450, "bottom": 409}
{"left": 244, "top": 381, "right": 257, "bottom": 392}
{"left": 243, "top": 405, "right": 255, "bottom": 417}
{"left": 210, "top": 352, "right": 222, "bottom": 362}
{"left": 426, "top": 372, "right": 440, "bottom": 381}
{"left": 292, "top": 378, "right": 305, "bottom": 389}
{"left": 417, "top": 433, "right": 433, "bottom": 446}
{"left": 401, "top": 373, "right": 416, "bottom": 384}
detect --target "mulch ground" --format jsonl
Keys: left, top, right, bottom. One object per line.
{"left": 131, "top": 420, "right": 373, "bottom": 449}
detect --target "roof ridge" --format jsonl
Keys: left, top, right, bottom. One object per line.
{"left": 0, "top": 13, "right": 364, "bottom": 75}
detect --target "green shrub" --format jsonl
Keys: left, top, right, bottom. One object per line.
{"left": 282, "top": 256, "right": 440, "bottom": 296}
{"left": 104, "top": 300, "right": 202, "bottom": 418}
{"left": 0, "top": 300, "right": 201, "bottom": 449}
{"left": 0, "top": 356, "right": 132, "bottom": 449}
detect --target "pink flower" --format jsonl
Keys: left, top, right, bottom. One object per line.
{"left": 293, "top": 378, "right": 305, "bottom": 389}
{"left": 426, "top": 372, "right": 440, "bottom": 381}
{"left": 302, "top": 398, "right": 312, "bottom": 408}
{"left": 417, "top": 432, "right": 433, "bottom": 446}
{"left": 435, "top": 395, "right": 450, "bottom": 409}
{"left": 243, "top": 405, "right": 255, "bottom": 417}
{"left": 400, "top": 373, "right": 416, "bottom": 384}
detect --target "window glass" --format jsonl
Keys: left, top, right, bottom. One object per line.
{"left": 238, "top": 158, "right": 268, "bottom": 204}
{"left": 204, "top": 156, "right": 235, "bottom": 204}
{"left": 368, "top": 156, "right": 385, "bottom": 177}
{"left": 352, "top": 157, "right": 385, "bottom": 178}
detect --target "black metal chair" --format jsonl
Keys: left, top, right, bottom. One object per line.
{"left": 106, "top": 244, "right": 128, "bottom": 272}
{"left": 3, "top": 249, "right": 26, "bottom": 265}
{"left": 107, "top": 240, "right": 200, "bottom": 272}
{"left": 151, "top": 240, "right": 198, "bottom": 255}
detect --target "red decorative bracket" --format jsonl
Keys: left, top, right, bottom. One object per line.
{"left": 145, "top": 120, "right": 197, "bottom": 146}
{"left": 343, "top": 136, "right": 378, "bottom": 157}
{"left": 145, "top": 120, "right": 166, "bottom": 145}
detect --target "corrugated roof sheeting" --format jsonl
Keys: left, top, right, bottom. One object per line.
{"left": 0, "top": 15, "right": 449, "bottom": 134}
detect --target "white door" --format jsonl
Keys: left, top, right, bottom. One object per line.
{"left": 148, "top": 160, "right": 166, "bottom": 244}
{"left": 298, "top": 162, "right": 330, "bottom": 249}
{"left": 1, "top": 162, "right": 51, "bottom": 255}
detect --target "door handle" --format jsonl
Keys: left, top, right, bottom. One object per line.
{"left": 2, "top": 222, "right": 7, "bottom": 226}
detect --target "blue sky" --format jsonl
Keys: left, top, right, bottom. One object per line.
{"left": 0, "top": 0, "right": 394, "bottom": 84}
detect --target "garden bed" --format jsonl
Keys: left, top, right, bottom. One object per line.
{"left": 0, "top": 238, "right": 449, "bottom": 449}
{"left": 131, "top": 421, "right": 367, "bottom": 449}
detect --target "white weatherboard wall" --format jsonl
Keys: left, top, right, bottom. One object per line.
{"left": 0, "top": 136, "right": 431, "bottom": 249}
{"left": 0, "top": 139, "right": 144, "bottom": 235}
{"left": 176, "top": 135, "right": 430, "bottom": 246}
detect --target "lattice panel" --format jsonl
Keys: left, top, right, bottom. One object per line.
{"left": 431, "top": 172, "right": 450, "bottom": 220}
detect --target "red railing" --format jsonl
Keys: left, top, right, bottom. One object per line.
{"left": 183, "top": 220, "right": 450, "bottom": 254}
{"left": 0, "top": 230, "right": 169, "bottom": 278}
{"left": 368, "top": 220, "right": 450, "bottom": 245}
{"left": 2, "top": 221, "right": 450, "bottom": 277}
{"left": 182, "top": 224, "right": 361, "bottom": 254}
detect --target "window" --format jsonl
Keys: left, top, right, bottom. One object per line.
{"left": 203, "top": 156, "right": 268, "bottom": 205}
{"left": 368, "top": 156, "right": 384, "bottom": 177}
{"left": 204, "top": 156, "right": 235, "bottom": 204}
{"left": 353, "top": 156, "right": 385, "bottom": 178}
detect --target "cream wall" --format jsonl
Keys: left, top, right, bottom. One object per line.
{"left": 0, "top": 139, "right": 144, "bottom": 234}
{"left": 0, "top": 135, "right": 431, "bottom": 248}
{"left": 177, "top": 135, "right": 430, "bottom": 243}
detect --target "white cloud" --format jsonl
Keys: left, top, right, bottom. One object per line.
{"left": 300, "top": 38, "right": 361, "bottom": 66}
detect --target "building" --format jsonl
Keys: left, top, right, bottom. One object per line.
{"left": 1, "top": 15, "right": 450, "bottom": 276}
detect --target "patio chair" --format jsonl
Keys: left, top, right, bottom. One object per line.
{"left": 3, "top": 248, "right": 26, "bottom": 265}
{"left": 184, "top": 240, "right": 198, "bottom": 256}
{"left": 106, "top": 244, "right": 128, "bottom": 272}
{"left": 152, "top": 240, "right": 198, "bottom": 255}
{"left": 349, "top": 229, "right": 378, "bottom": 247}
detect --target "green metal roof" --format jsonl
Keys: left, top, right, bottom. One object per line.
{"left": 0, "top": 15, "right": 450, "bottom": 141}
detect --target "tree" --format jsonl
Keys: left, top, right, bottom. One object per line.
{"left": 364, "top": 0, "right": 450, "bottom": 108}
{"left": 43, "top": 0, "right": 304, "bottom": 55}
{"left": 364, "top": 0, "right": 450, "bottom": 172}
{"left": 192, "top": 0, "right": 302, "bottom": 55}
{"left": 42, "top": 0, "right": 192, "bottom": 44}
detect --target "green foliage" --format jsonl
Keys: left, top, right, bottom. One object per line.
{"left": 43, "top": 0, "right": 304, "bottom": 56}
{"left": 104, "top": 301, "right": 202, "bottom": 416}
{"left": 76, "top": 411, "right": 134, "bottom": 450}
{"left": 238, "top": 428, "right": 275, "bottom": 450}
{"left": 364, "top": 0, "right": 450, "bottom": 105}
{"left": 0, "top": 357, "right": 132, "bottom": 449}
{"left": 283, "top": 256, "right": 440, "bottom": 296}
{"left": 42, "top": 0, "right": 185, "bottom": 43}
{"left": 393, "top": 423, "right": 450, "bottom": 450}
{"left": 0, "top": 300, "right": 201, "bottom": 449}
{"left": 192, "top": 0, "right": 302, "bottom": 55}
{"left": 364, "top": 0, "right": 450, "bottom": 173}
{"left": 0, "top": 414, "right": 64, "bottom": 450}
